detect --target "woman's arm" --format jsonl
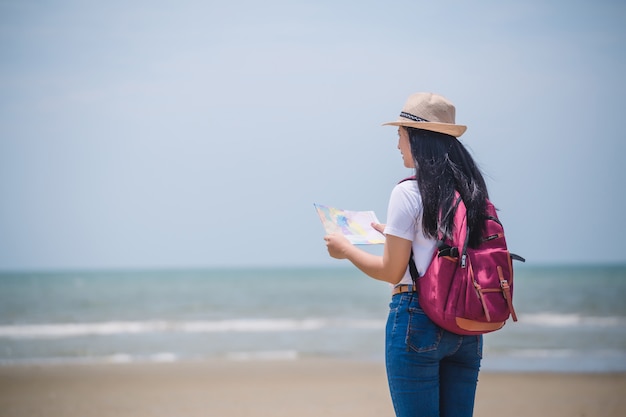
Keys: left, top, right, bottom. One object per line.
{"left": 324, "top": 228, "right": 412, "bottom": 285}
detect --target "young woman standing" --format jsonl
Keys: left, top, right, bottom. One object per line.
{"left": 324, "top": 92, "right": 488, "bottom": 417}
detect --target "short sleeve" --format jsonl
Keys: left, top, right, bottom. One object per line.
{"left": 384, "top": 181, "right": 421, "bottom": 241}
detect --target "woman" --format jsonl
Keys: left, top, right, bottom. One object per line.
{"left": 324, "top": 92, "right": 487, "bottom": 417}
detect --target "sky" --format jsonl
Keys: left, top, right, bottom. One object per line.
{"left": 1, "top": 0, "right": 625, "bottom": 271}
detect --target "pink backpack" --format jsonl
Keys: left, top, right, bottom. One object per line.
{"left": 408, "top": 190, "right": 525, "bottom": 335}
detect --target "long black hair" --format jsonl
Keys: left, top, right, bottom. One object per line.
{"left": 406, "top": 127, "right": 489, "bottom": 248}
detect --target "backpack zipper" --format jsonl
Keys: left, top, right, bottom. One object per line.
{"left": 460, "top": 224, "right": 470, "bottom": 268}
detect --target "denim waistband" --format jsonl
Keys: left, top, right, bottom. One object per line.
{"left": 392, "top": 284, "right": 418, "bottom": 296}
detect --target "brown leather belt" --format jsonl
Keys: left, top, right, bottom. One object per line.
{"left": 392, "top": 284, "right": 417, "bottom": 296}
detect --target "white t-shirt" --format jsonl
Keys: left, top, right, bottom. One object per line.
{"left": 383, "top": 180, "right": 438, "bottom": 285}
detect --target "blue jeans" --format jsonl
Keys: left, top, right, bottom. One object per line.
{"left": 386, "top": 292, "right": 482, "bottom": 417}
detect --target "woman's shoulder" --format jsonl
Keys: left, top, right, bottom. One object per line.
{"left": 388, "top": 177, "right": 423, "bottom": 219}
{"left": 393, "top": 177, "right": 418, "bottom": 193}
{"left": 391, "top": 177, "right": 420, "bottom": 202}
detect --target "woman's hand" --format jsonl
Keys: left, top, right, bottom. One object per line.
{"left": 324, "top": 233, "right": 353, "bottom": 259}
{"left": 371, "top": 222, "right": 386, "bottom": 235}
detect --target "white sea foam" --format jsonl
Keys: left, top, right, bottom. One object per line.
{"left": 149, "top": 352, "right": 179, "bottom": 363}
{"left": 106, "top": 353, "right": 134, "bottom": 363}
{"left": 0, "top": 352, "right": 182, "bottom": 366}
{"left": 519, "top": 313, "right": 625, "bottom": 327}
{"left": 3, "top": 313, "right": 624, "bottom": 339}
{"left": 105, "top": 352, "right": 179, "bottom": 364}
{"left": 226, "top": 350, "right": 299, "bottom": 361}
{"left": 0, "top": 313, "right": 622, "bottom": 339}
{"left": 506, "top": 348, "right": 577, "bottom": 358}
{"left": 0, "top": 321, "right": 169, "bottom": 338}
{"left": 0, "top": 318, "right": 385, "bottom": 339}
{"left": 178, "top": 318, "right": 326, "bottom": 333}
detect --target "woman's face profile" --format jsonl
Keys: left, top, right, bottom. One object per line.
{"left": 397, "top": 127, "right": 415, "bottom": 169}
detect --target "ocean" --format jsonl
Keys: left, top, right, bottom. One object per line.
{"left": 1, "top": 264, "right": 625, "bottom": 373}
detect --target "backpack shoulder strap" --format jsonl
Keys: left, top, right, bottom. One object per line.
{"left": 408, "top": 250, "right": 419, "bottom": 281}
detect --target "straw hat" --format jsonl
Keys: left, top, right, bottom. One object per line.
{"left": 383, "top": 92, "right": 467, "bottom": 137}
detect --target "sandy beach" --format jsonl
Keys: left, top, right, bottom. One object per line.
{"left": 0, "top": 359, "right": 624, "bottom": 417}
